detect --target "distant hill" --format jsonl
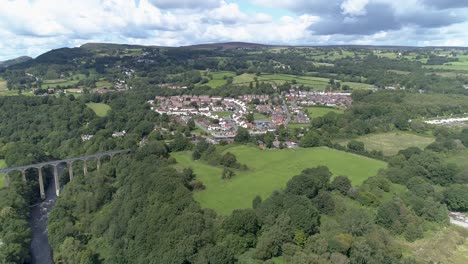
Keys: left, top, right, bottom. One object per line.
{"left": 0, "top": 56, "right": 32, "bottom": 68}
{"left": 182, "top": 42, "right": 274, "bottom": 50}
{"left": 80, "top": 43, "right": 154, "bottom": 51}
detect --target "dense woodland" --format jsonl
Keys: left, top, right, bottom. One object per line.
{"left": 1, "top": 44, "right": 468, "bottom": 263}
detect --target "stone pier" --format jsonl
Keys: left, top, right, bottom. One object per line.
{"left": 53, "top": 164, "right": 60, "bottom": 197}
{"left": 67, "top": 161, "right": 74, "bottom": 181}
{"left": 38, "top": 167, "right": 45, "bottom": 200}
{"left": 97, "top": 158, "right": 101, "bottom": 171}
{"left": 4, "top": 173, "right": 9, "bottom": 188}
{"left": 83, "top": 159, "right": 88, "bottom": 176}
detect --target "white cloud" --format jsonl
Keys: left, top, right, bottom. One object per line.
{"left": 341, "top": 0, "right": 370, "bottom": 16}
{"left": 0, "top": 0, "right": 467, "bottom": 60}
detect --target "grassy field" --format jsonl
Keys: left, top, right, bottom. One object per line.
{"left": 344, "top": 132, "right": 435, "bottom": 156}
{"left": 172, "top": 146, "right": 387, "bottom": 215}
{"left": 86, "top": 103, "right": 111, "bottom": 117}
{"left": 445, "top": 148, "right": 468, "bottom": 170}
{"left": 212, "top": 111, "right": 232, "bottom": 118}
{"left": 0, "top": 159, "right": 6, "bottom": 188}
{"left": 204, "top": 71, "right": 236, "bottom": 88}
{"left": 405, "top": 226, "right": 468, "bottom": 264}
{"left": 423, "top": 55, "right": 468, "bottom": 71}
{"left": 232, "top": 73, "right": 372, "bottom": 90}
{"left": 95, "top": 80, "right": 113, "bottom": 88}
{"left": 306, "top": 106, "right": 344, "bottom": 119}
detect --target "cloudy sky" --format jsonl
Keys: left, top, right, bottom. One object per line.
{"left": 0, "top": 0, "right": 468, "bottom": 60}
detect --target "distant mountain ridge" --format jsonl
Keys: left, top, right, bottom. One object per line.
{"left": 0, "top": 56, "right": 32, "bottom": 68}
{"left": 181, "top": 42, "right": 273, "bottom": 49}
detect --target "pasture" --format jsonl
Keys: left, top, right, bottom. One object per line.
{"left": 212, "top": 111, "right": 232, "bottom": 118}
{"left": 306, "top": 106, "right": 344, "bottom": 119}
{"left": 0, "top": 159, "right": 6, "bottom": 188}
{"left": 172, "top": 146, "right": 387, "bottom": 215}
{"left": 204, "top": 71, "right": 236, "bottom": 88}
{"left": 86, "top": 103, "right": 111, "bottom": 117}
{"left": 445, "top": 148, "right": 468, "bottom": 170}
{"left": 423, "top": 55, "right": 468, "bottom": 71}
{"left": 344, "top": 132, "right": 435, "bottom": 156}
{"left": 232, "top": 73, "right": 373, "bottom": 90}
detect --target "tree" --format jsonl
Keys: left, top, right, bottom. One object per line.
{"left": 221, "top": 152, "right": 238, "bottom": 168}
{"left": 330, "top": 176, "right": 352, "bottom": 195}
{"left": 234, "top": 127, "right": 250, "bottom": 143}
{"left": 286, "top": 166, "right": 331, "bottom": 199}
{"left": 170, "top": 132, "right": 190, "bottom": 152}
{"left": 299, "top": 130, "right": 321, "bottom": 148}
{"left": 246, "top": 112, "right": 254, "bottom": 123}
{"left": 222, "top": 209, "right": 260, "bottom": 236}
{"left": 252, "top": 195, "right": 262, "bottom": 209}
{"left": 347, "top": 140, "right": 365, "bottom": 152}
{"left": 222, "top": 168, "right": 235, "bottom": 180}
{"left": 443, "top": 185, "right": 468, "bottom": 211}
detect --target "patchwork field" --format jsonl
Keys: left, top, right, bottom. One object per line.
{"left": 204, "top": 71, "right": 236, "bottom": 88}
{"left": 232, "top": 73, "right": 373, "bottom": 90}
{"left": 0, "top": 159, "right": 6, "bottom": 188}
{"left": 86, "top": 103, "right": 111, "bottom": 117}
{"left": 423, "top": 55, "right": 468, "bottom": 71}
{"left": 172, "top": 146, "right": 387, "bottom": 215}
{"left": 306, "top": 106, "right": 344, "bottom": 119}
{"left": 344, "top": 132, "right": 435, "bottom": 156}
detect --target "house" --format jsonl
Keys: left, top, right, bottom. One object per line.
{"left": 464, "top": 84, "right": 468, "bottom": 90}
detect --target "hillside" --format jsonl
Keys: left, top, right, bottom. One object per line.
{"left": 0, "top": 56, "right": 32, "bottom": 68}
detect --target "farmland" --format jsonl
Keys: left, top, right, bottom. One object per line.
{"left": 172, "top": 145, "right": 387, "bottom": 215}
{"left": 445, "top": 148, "right": 468, "bottom": 170}
{"left": 232, "top": 73, "right": 373, "bottom": 90}
{"left": 204, "top": 71, "right": 236, "bottom": 88}
{"left": 423, "top": 55, "right": 468, "bottom": 71}
{"left": 306, "top": 106, "right": 344, "bottom": 119}
{"left": 86, "top": 103, "right": 111, "bottom": 117}
{"left": 343, "top": 132, "right": 435, "bottom": 156}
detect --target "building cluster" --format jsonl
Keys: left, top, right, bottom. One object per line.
{"left": 285, "top": 90, "right": 352, "bottom": 108}
{"left": 255, "top": 105, "right": 288, "bottom": 126}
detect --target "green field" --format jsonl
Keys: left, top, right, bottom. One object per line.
{"left": 95, "top": 80, "right": 113, "bottom": 88}
{"left": 212, "top": 111, "right": 232, "bottom": 118}
{"left": 446, "top": 148, "right": 468, "bottom": 170}
{"left": 172, "top": 146, "right": 387, "bottom": 215}
{"left": 345, "top": 132, "right": 435, "bottom": 156}
{"left": 0, "top": 159, "right": 6, "bottom": 188}
{"left": 306, "top": 106, "right": 344, "bottom": 119}
{"left": 86, "top": 103, "right": 111, "bottom": 117}
{"left": 232, "top": 73, "right": 372, "bottom": 90}
{"left": 204, "top": 71, "right": 236, "bottom": 88}
{"left": 423, "top": 55, "right": 468, "bottom": 71}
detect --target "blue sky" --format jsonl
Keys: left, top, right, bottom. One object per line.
{"left": 0, "top": 0, "right": 468, "bottom": 60}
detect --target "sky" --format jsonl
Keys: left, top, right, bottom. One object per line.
{"left": 0, "top": 0, "right": 468, "bottom": 60}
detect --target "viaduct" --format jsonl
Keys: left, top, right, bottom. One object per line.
{"left": 0, "top": 149, "right": 131, "bottom": 199}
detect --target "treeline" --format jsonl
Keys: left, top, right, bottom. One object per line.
{"left": 47, "top": 140, "right": 458, "bottom": 263}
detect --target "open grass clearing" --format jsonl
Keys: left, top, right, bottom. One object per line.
{"left": 86, "top": 103, "right": 111, "bottom": 117}
{"left": 212, "top": 111, "right": 232, "bottom": 118}
{"left": 96, "top": 80, "right": 113, "bottom": 88}
{"left": 305, "top": 106, "right": 344, "bottom": 119}
{"left": 423, "top": 55, "right": 468, "bottom": 71}
{"left": 343, "top": 132, "right": 435, "bottom": 156}
{"left": 445, "top": 148, "right": 468, "bottom": 170}
{"left": 172, "top": 145, "right": 387, "bottom": 215}
{"left": 404, "top": 225, "right": 468, "bottom": 264}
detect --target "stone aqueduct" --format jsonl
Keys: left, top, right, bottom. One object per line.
{"left": 0, "top": 150, "right": 131, "bottom": 199}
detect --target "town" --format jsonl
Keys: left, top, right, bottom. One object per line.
{"left": 150, "top": 90, "right": 352, "bottom": 140}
